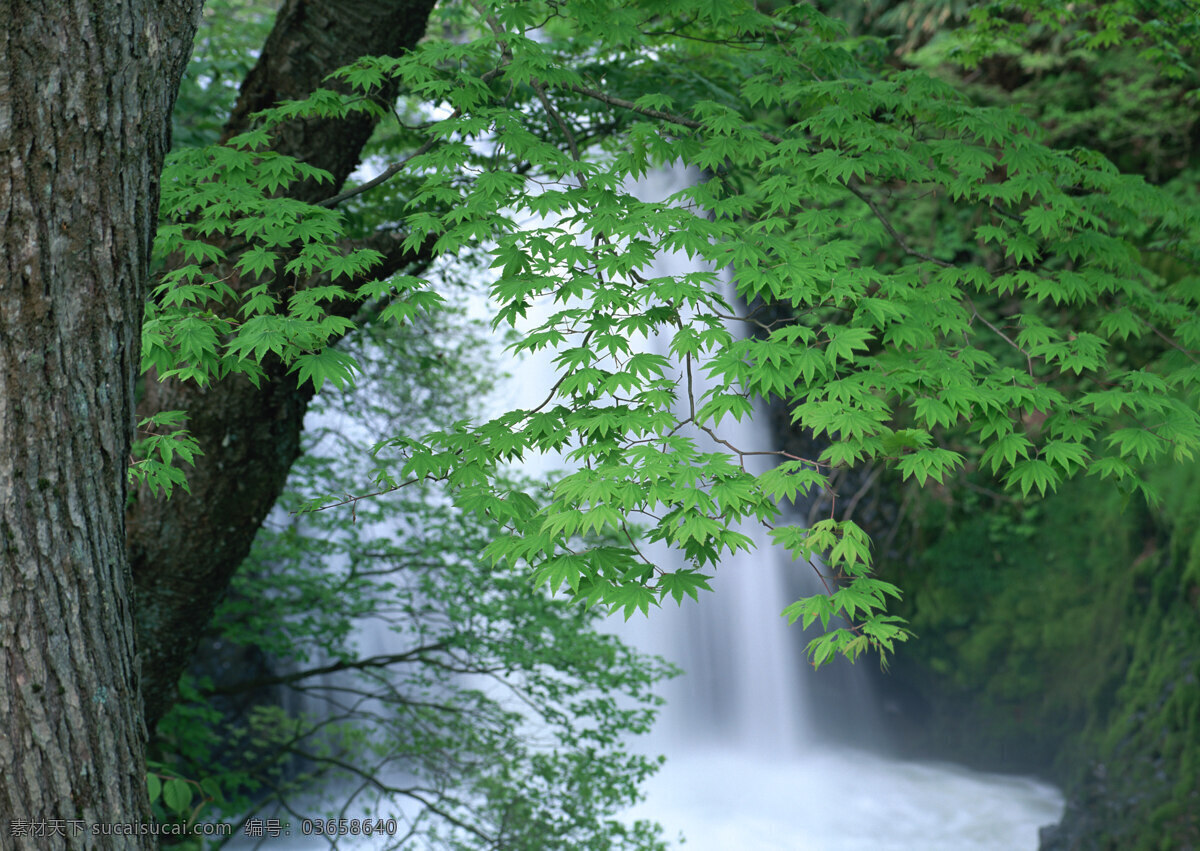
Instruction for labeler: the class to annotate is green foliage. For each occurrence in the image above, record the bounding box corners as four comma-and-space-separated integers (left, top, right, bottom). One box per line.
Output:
144, 754, 228, 851
129, 410, 202, 497
899, 1, 1199, 181
149, 0, 1200, 668
154, 306, 674, 849
146, 135, 394, 391
792, 2, 1200, 842
351, 0, 1199, 663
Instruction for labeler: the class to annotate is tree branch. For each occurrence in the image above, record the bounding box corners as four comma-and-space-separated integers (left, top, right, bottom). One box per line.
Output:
201, 643, 451, 697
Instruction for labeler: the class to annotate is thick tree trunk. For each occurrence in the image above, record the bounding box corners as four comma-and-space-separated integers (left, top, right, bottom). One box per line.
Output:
0, 0, 201, 845
129, 0, 438, 729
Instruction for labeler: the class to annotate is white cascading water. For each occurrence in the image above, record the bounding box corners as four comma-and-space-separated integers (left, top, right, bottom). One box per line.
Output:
504, 165, 1065, 849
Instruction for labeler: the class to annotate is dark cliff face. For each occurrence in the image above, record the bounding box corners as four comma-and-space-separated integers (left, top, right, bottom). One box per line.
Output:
823, 444, 1200, 850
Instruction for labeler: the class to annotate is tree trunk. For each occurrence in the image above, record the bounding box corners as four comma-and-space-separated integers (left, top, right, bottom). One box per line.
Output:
129, 0, 438, 730
0, 0, 201, 845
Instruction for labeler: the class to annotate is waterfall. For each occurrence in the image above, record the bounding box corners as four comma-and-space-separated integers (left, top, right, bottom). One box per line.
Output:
460, 163, 1065, 849
583, 165, 812, 757
226, 164, 1065, 849
579, 165, 1064, 849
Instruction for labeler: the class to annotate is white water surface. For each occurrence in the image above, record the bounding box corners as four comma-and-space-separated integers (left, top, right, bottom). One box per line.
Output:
599, 535, 1063, 851
625, 747, 1063, 851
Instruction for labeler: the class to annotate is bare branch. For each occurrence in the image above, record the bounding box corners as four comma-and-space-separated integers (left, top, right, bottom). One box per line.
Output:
317, 130, 450, 209
203, 643, 450, 695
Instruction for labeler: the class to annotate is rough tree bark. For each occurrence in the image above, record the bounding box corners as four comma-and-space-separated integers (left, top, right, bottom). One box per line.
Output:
0, 1, 202, 845
129, 0, 439, 729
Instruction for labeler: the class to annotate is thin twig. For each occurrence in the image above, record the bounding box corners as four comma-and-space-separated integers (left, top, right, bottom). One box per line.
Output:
845, 180, 951, 268
299, 476, 429, 513
963, 293, 1035, 376
317, 131, 450, 208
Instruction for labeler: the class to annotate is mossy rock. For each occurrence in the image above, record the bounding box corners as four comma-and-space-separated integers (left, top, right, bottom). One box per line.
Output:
869, 462, 1200, 849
